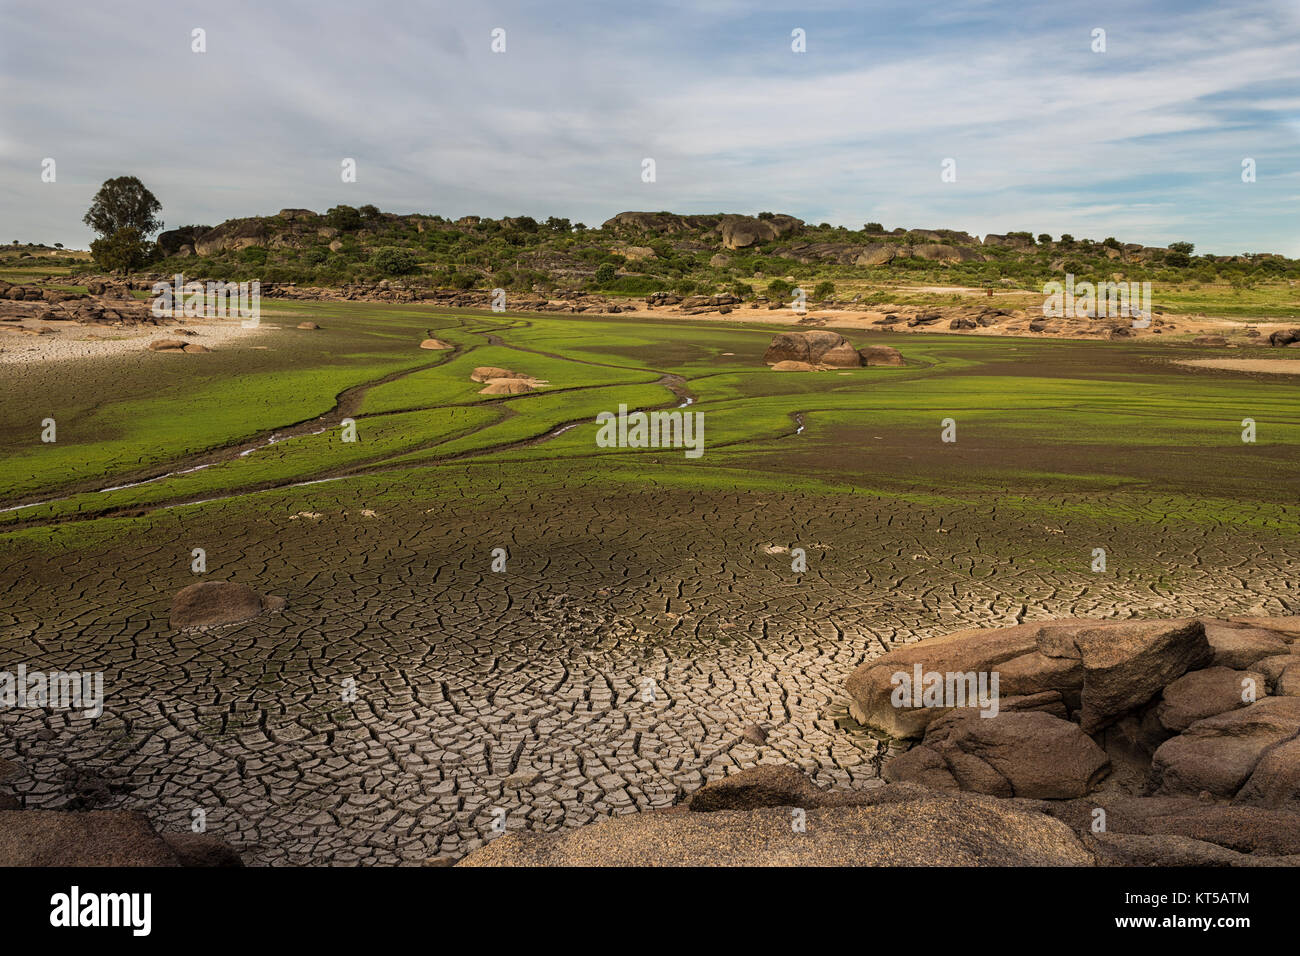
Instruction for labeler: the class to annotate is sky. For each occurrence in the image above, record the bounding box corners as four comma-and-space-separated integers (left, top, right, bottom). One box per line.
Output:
2, 0, 1298, 255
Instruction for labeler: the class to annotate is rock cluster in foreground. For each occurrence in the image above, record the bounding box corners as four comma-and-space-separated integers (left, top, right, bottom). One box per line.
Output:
461, 615, 1300, 866
847, 615, 1299, 809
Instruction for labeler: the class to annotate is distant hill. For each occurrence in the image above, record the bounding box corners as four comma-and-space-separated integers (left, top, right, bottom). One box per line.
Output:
140, 206, 1297, 297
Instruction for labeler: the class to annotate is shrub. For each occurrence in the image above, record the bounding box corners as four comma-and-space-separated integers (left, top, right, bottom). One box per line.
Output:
603, 275, 662, 296
326, 205, 363, 231
371, 247, 418, 276
594, 262, 617, 283
812, 280, 835, 300
89, 227, 154, 275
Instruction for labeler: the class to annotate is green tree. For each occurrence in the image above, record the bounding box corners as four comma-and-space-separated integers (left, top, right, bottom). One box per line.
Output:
83, 176, 163, 239
766, 277, 792, 299
89, 227, 154, 277
595, 262, 616, 283
1037, 234, 1052, 244
1168, 241, 1195, 255
813, 280, 836, 300
371, 247, 418, 276
326, 205, 362, 231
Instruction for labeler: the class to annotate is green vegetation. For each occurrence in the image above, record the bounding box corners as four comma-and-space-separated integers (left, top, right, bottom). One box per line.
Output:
2, 305, 1297, 536
42, 205, 1282, 317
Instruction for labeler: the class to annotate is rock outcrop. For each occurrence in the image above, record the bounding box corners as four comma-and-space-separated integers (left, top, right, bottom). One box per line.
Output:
458, 783, 1093, 867
762, 330, 902, 369
170, 581, 285, 630
847, 614, 1296, 812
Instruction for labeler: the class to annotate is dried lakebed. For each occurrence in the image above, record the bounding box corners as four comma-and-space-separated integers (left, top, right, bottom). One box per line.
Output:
1, 484, 1295, 865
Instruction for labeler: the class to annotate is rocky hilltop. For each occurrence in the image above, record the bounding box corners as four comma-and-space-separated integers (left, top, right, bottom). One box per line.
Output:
129, 206, 1294, 301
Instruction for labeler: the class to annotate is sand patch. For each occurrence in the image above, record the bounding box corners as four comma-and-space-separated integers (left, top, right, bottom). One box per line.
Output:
479, 379, 535, 395
1174, 358, 1300, 375
0, 318, 266, 366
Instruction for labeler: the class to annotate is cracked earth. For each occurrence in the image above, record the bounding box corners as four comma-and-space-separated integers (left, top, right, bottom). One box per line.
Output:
1, 479, 1295, 864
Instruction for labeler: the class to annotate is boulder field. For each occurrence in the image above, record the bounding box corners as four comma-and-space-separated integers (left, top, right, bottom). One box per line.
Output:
460, 614, 1300, 866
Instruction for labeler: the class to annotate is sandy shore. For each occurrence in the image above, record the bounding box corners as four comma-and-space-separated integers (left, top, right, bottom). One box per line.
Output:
0, 318, 270, 366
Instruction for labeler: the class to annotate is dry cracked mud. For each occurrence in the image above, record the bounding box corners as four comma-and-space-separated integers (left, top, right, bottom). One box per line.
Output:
1, 479, 1294, 864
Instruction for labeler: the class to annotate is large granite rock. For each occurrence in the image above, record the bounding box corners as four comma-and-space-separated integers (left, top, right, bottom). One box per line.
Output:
763, 330, 853, 365
1035, 618, 1213, 731
1202, 620, 1289, 668
458, 785, 1093, 867
884, 711, 1109, 798
1151, 696, 1300, 798
1155, 666, 1265, 732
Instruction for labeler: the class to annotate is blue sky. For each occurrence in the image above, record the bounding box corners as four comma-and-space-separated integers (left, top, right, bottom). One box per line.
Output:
2, 0, 1298, 254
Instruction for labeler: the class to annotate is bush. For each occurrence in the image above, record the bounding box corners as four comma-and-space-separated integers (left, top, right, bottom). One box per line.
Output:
325, 205, 362, 231
594, 262, 617, 284
812, 280, 835, 300
371, 247, 418, 276
603, 275, 662, 296
88, 227, 154, 275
